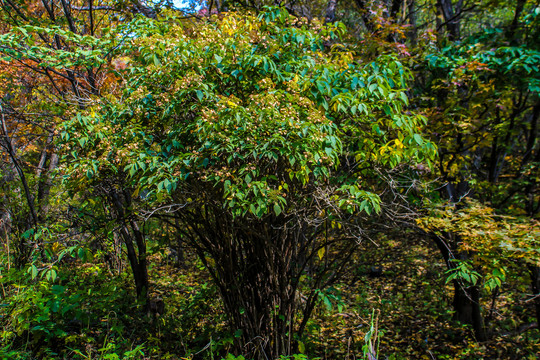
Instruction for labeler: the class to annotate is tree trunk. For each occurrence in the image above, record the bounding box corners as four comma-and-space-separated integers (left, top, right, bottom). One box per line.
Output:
210, 230, 297, 359
453, 280, 487, 340
121, 223, 149, 305
37, 139, 59, 222
111, 190, 149, 307
173, 218, 185, 268
216, 252, 296, 359
325, 0, 338, 23
354, 0, 375, 31
508, 0, 526, 41
437, 0, 462, 40
432, 230, 486, 341
528, 264, 540, 326
182, 207, 303, 360
1, 105, 38, 229
407, 0, 417, 44
390, 0, 402, 20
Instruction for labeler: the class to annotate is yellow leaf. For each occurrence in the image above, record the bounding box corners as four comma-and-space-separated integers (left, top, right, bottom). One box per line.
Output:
298, 340, 305, 354
318, 247, 325, 260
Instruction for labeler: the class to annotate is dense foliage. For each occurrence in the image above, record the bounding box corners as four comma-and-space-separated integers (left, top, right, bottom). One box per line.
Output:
0, 0, 538, 359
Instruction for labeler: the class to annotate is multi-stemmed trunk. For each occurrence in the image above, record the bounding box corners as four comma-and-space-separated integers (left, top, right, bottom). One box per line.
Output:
171, 197, 352, 360
190, 217, 302, 359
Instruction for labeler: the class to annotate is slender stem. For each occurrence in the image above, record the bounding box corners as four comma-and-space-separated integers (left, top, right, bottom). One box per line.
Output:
0, 104, 38, 227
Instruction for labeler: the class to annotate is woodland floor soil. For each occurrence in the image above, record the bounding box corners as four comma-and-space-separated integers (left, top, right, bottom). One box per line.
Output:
2, 234, 538, 359
139, 233, 540, 359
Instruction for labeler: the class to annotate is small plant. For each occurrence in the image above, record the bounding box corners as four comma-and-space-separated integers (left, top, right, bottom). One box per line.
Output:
69, 337, 146, 360
362, 310, 381, 360
445, 259, 481, 286
279, 354, 309, 360
222, 354, 246, 360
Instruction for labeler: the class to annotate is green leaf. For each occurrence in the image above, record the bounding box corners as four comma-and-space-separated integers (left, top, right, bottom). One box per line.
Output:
78, 248, 86, 261
29, 265, 38, 279
153, 54, 161, 66
50, 269, 57, 282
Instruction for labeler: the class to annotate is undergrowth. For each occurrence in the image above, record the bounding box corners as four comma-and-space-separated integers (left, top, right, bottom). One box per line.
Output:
1, 234, 538, 359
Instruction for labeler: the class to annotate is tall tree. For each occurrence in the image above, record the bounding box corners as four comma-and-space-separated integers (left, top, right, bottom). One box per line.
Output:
61, 8, 435, 358
416, 0, 540, 338
0, 0, 159, 303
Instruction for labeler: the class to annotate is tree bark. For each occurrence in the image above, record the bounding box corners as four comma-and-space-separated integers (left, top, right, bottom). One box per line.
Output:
36, 133, 59, 221
120, 222, 149, 304
325, 0, 338, 23
432, 181, 487, 341
432, 233, 486, 340
0, 105, 38, 228
528, 264, 540, 327
176, 201, 348, 360
508, 0, 526, 41
111, 190, 150, 307
390, 0, 402, 20
407, 0, 417, 44
453, 279, 487, 340
437, 0, 462, 40
354, 0, 375, 31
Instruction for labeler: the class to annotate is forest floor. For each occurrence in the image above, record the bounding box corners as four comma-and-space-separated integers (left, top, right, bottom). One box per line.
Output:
1, 232, 539, 359
306, 233, 539, 359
